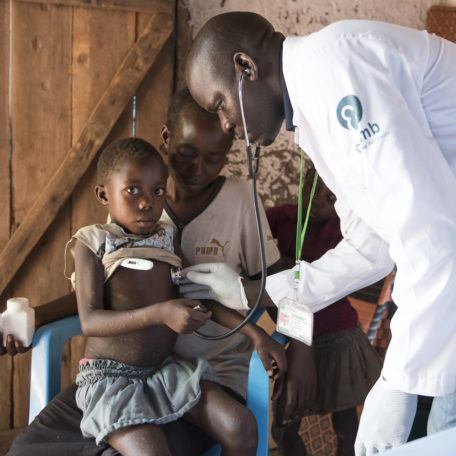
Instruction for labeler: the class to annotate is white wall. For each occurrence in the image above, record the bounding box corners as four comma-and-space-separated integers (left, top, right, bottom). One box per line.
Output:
183, 0, 445, 206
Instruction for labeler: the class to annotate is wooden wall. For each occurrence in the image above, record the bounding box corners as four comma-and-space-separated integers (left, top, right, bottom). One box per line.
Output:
0, 0, 175, 431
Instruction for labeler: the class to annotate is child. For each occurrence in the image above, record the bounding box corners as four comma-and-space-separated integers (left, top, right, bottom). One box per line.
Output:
72, 137, 284, 456
266, 166, 382, 456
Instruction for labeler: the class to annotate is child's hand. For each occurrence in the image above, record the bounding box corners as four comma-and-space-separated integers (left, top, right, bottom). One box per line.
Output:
0, 333, 31, 356
272, 340, 317, 424
160, 299, 212, 334
251, 328, 287, 381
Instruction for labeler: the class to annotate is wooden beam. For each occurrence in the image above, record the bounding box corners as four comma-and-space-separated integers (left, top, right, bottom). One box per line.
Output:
14, 0, 172, 14
0, 11, 173, 296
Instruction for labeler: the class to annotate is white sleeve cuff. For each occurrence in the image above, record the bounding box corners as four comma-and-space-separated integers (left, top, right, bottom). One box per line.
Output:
265, 268, 296, 307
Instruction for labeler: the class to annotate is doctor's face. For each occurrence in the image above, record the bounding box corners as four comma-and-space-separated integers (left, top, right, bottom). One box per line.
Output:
187, 65, 283, 147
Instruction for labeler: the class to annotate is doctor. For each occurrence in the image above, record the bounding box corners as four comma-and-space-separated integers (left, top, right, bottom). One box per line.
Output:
181, 12, 456, 455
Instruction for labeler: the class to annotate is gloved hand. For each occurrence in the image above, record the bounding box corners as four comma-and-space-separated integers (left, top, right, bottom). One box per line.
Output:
355, 377, 417, 456
179, 263, 249, 310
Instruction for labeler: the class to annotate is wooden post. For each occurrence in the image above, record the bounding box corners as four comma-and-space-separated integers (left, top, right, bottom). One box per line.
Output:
0, 11, 173, 296
0, 0, 13, 432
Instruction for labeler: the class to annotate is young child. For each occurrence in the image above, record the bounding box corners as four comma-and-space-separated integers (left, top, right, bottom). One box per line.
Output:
72, 137, 283, 456
266, 166, 382, 456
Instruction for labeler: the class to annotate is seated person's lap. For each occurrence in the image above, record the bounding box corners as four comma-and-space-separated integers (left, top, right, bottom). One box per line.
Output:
8, 382, 245, 456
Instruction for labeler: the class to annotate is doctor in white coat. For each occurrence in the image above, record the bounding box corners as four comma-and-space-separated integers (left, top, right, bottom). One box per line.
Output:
183, 12, 456, 455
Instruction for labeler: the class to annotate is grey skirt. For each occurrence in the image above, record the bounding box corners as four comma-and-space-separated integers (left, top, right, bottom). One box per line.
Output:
307, 325, 382, 415
75, 356, 211, 445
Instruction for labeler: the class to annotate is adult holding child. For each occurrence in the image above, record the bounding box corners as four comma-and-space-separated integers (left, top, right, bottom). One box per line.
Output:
7, 89, 283, 456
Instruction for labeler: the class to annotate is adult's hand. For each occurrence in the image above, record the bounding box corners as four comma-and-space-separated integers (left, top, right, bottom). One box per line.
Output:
355, 377, 417, 456
180, 263, 249, 310
0, 333, 31, 356
273, 339, 317, 424
250, 327, 287, 381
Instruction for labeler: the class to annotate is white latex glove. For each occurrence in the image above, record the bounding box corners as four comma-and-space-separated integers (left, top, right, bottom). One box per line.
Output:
355, 377, 417, 456
180, 263, 249, 310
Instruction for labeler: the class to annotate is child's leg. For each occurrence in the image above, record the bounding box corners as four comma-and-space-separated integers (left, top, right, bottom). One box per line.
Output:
107, 423, 171, 456
184, 380, 258, 456
332, 408, 358, 456
271, 418, 307, 456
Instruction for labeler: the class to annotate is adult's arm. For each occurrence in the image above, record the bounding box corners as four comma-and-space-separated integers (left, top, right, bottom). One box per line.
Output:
0, 292, 78, 356
34, 292, 78, 328
265, 202, 393, 312
202, 299, 287, 377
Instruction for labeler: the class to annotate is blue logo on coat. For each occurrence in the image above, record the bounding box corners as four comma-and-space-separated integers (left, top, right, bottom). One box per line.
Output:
336, 95, 363, 130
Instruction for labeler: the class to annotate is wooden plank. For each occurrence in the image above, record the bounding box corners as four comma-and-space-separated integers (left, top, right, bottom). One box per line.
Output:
9, 1, 73, 428
135, 11, 175, 147
0, 0, 11, 251
7, 3, 71, 427
0, 0, 13, 432
69, 6, 136, 382
174, 0, 192, 92
14, 0, 172, 14
0, 11, 173, 297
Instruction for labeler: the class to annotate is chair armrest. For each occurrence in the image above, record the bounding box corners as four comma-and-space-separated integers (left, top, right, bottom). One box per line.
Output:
271, 331, 288, 345
248, 307, 265, 325
29, 316, 82, 423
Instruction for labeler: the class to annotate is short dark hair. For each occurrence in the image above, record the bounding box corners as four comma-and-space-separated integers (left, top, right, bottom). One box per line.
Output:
97, 137, 166, 184
166, 87, 216, 130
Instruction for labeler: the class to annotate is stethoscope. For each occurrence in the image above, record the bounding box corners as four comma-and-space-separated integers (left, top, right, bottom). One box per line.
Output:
193, 68, 267, 340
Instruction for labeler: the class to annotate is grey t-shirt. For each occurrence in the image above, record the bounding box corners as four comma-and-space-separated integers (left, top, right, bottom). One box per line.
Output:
161, 177, 280, 398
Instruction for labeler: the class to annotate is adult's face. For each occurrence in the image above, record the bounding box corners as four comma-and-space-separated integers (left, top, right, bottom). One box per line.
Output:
187, 62, 283, 147
164, 105, 232, 197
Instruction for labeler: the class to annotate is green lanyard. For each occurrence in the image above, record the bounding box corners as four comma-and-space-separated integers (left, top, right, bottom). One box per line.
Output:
294, 148, 319, 283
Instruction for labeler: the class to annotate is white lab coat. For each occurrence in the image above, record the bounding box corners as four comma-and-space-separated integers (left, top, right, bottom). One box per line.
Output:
266, 20, 456, 396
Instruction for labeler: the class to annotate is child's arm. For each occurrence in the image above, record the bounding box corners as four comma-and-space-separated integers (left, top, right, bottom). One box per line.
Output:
203, 300, 287, 379
75, 240, 210, 336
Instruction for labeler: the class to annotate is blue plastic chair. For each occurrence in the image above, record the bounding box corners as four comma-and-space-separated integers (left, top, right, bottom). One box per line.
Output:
29, 311, 286, 456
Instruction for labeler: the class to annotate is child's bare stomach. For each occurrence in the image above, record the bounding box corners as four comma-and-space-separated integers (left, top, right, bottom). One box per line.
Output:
84, 260, 178, 367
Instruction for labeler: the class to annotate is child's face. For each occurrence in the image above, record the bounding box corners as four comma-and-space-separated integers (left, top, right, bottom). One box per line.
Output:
162, 105, 233, 196
97, 158, 168, 235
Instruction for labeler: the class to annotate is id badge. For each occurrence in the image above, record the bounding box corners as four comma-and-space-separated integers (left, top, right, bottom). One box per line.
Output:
277, 297, 313, 346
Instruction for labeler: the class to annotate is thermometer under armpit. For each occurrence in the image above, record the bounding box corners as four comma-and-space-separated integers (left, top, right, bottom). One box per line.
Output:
120, 258, 154, 271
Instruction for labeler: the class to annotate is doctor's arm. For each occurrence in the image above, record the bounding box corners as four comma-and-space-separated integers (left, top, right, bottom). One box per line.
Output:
264, 201, 394, 312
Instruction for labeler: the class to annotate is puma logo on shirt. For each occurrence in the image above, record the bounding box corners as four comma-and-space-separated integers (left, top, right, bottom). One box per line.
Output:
195, 238, 230, 256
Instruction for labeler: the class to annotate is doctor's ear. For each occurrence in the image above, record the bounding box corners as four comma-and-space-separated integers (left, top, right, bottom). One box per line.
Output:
160, 125, 170, 152
95, 185, 109, 206
233, 52, 258, 81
